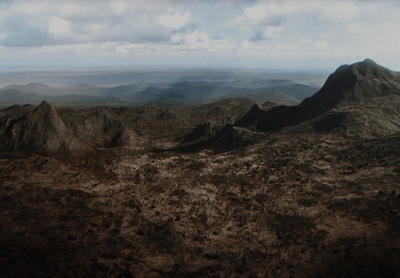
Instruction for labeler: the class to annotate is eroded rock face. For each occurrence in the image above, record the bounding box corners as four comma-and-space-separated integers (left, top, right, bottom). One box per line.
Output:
181, 119, 233, 144
234, 102, 277, 128
0, 102, 135, 153
81, 108, 130, 147
0, 101, 83, 152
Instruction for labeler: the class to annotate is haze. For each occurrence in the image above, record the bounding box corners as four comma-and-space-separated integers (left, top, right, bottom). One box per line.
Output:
0, 0, 399, 71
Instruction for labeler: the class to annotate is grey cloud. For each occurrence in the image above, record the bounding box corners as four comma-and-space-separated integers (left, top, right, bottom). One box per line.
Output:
0, 0, 195, 48
0, 0, 397, 71
259, 17, 284, 27
1, 29, 52, 47
0, 15, 53, 47
0, 13, 192, 47
249, 30, 268, 42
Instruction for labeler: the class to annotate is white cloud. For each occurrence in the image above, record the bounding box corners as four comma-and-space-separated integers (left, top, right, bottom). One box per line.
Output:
184, 31, 210, 50
244, 5, 266, 20
314, 41, 329, 52
48, 17, 70, 36
109, 0, 130, 15
251, 25, 283, 41
159, 12, 191, 29
0, 0, 399, 70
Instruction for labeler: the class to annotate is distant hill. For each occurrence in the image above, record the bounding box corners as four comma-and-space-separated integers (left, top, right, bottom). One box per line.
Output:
123, 82, 305, 105
0, 89, 124, 105
0, 89, 47, 104
0, 79, 318, 106
236, 59, 400, 138
3, 83, 109, 96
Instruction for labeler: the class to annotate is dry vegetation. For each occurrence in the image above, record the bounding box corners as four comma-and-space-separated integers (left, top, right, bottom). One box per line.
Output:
0, 100, 399, 277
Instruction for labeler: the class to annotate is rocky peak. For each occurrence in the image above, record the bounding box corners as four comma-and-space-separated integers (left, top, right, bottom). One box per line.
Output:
250, 59, 400, 135
352, 59, 394, 79
33, 101, 56, 117
0, 101, 83, 152
300, 59, 400, 114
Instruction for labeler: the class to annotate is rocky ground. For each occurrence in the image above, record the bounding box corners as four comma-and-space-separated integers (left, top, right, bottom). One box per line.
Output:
0, 121, 399, 277
1, 59, 399, 277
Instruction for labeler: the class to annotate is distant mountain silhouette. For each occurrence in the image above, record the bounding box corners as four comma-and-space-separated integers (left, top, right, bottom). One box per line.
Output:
0, 79, 318, 105
236, 59, 400, 137
0, 89, 47, 104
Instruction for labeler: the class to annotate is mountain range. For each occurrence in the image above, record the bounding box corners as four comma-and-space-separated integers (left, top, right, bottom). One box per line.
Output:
183, 59, 400, 146
0, 79, 319, 106
1, 58, 400, 153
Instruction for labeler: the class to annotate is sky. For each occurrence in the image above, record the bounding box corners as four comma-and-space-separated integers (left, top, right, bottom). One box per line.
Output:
0, 0, 400, 71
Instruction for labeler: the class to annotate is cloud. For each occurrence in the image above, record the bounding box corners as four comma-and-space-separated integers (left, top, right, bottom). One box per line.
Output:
244, 5, 266, 20
48, 17, 70, 36
159, 12, 191, 29
1, 30, 51, 47
0, 14, 54, 47
250, 25, 283, 41
0, 0, 399, 70
0, 1, 193, 47
183, 30, 210, 50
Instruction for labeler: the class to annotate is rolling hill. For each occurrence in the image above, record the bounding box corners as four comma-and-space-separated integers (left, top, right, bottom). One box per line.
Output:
0, 79, 318, 106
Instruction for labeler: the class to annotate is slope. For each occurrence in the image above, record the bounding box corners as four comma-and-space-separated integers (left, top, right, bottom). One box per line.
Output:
0, 101, 83, 152
236, 59, 400, 137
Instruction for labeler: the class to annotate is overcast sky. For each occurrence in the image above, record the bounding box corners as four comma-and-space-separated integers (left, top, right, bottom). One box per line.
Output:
0, 0, 399, 71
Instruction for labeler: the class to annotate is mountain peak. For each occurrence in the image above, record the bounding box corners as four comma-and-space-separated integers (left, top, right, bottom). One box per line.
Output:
361, 58, 377, 65
37, 100, 52, 108
349, 58, 396, 80
249, 59, 400, 135
34, 101, 56, 117
334, 59, 387, 78
300, 59, 400, 111
0, 101, 83, 152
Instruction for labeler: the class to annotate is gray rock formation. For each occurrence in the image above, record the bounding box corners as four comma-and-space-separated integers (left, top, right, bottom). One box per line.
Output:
81, 108, 130, 147
0, 101, 83, 152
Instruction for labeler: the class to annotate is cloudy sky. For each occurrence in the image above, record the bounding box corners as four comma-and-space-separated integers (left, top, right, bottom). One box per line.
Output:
0, 0, 399, 71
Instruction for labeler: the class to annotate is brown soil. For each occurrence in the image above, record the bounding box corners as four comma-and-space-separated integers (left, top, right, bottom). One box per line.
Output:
1, 113, 399, 277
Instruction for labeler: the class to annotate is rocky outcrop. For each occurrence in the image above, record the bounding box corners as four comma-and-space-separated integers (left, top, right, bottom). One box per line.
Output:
234, 101, 277, 128
180, 119, 233, 144
0, 101, 83, 152
80, 108, 130, 147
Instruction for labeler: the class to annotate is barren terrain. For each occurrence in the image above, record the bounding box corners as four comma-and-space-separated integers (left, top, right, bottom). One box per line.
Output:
0, 60, 400, 277
1, 106, 399, 277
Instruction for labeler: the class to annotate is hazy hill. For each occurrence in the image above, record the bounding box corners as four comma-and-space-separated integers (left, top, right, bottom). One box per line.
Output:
0, 79, 318, 106
3, 83, 107, 96
125, 82, 304, 105
0, 89, 47, 104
